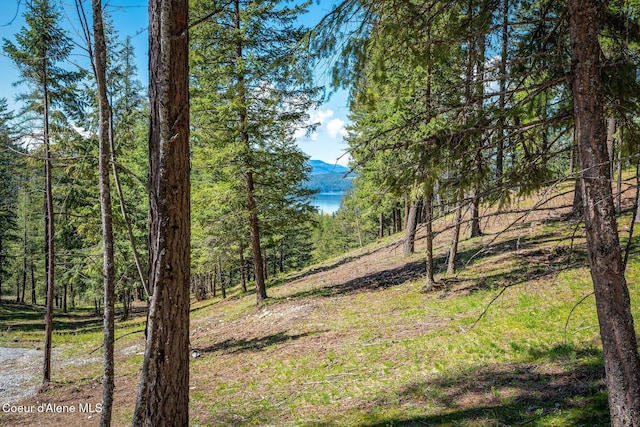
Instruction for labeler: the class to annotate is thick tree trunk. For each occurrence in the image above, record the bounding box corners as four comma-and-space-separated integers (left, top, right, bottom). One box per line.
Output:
132, 0, 190, 425
569, 2, 640, 425
403, 200, 420, 257
92, 1, 116, 424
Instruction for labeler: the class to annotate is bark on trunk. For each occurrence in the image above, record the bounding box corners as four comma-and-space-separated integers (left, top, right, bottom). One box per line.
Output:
447, 200, 463, 275
132, 0, 190, 424
569, 3, 640, 425
403, 200, 420, 257
42, 49, 55, 385
92, 2, 117, 423
245, 144, 266, 303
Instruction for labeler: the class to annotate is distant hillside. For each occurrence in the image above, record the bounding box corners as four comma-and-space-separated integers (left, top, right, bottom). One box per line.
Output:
308, 159, 350, 176
306, 159, 353, 193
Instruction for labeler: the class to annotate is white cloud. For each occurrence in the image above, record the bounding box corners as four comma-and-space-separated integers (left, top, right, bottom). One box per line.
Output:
326, 118, 347, 139
309, 109, 335, 126
294, 107, 351, 163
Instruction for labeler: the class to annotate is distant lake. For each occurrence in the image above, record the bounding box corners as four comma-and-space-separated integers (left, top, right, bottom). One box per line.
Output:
312, 192, 344, 214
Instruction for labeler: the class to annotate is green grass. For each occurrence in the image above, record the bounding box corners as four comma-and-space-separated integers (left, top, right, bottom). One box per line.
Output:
5, 201, 640, 426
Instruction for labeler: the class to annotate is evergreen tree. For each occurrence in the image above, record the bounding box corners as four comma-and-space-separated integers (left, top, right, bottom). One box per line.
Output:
190, 0, 319, 303
0, 99, 20, 300
3, 0, 83, 384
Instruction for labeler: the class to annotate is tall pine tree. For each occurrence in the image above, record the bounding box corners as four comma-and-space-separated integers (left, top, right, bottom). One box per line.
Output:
3, 0, 82, 384
190, 0, 319, 303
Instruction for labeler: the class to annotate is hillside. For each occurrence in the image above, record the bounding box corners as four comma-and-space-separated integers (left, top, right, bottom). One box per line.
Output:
306, 159, 353, 193
2, 183, 639, 426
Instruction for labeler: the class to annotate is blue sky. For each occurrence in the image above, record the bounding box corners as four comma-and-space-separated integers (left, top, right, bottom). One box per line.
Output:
0, 0, 351, 166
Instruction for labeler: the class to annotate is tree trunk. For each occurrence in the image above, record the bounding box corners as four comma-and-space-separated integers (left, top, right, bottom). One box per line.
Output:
213, 267, 218, 298
392, 206, 398, 233
616, 128, 623, 216
424, 186, 435, 290
239, 242, 247, 292
378, 212, 384, 239
22, 209, 27, 303
92, 1, 116, 423
218, 259, 226, 299
354, 203, 363, 246
403, 200, 420, 257
42, 47, 55, 386
31, 261, 36, 305
132, 0, 190, 425
447, 198, 463, 275
469, 191, 482, 238
569, 2, 640, 425
496, 0, 508, 184
394, 204, 402, 233
607, 117, 616, 180
263, 247, 268, 281
232, 0, 266, 304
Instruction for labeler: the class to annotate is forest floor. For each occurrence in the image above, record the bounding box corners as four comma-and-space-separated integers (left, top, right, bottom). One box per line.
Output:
1, 181, 639, 426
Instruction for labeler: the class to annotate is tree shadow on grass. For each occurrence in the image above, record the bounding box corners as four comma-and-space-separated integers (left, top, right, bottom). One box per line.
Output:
283, 223, 589, 301
286, 260, 427, 299
0, 303, 104, 334
283, 251, 381, 285
357, 345, 608, 427
198, 330, 317, 356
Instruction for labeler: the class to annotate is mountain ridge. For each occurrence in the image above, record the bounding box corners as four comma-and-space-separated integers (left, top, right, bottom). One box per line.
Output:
306, 159, 353, 193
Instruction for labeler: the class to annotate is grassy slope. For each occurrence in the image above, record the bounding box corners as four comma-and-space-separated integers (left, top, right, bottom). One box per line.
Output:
2, 185, 640, 426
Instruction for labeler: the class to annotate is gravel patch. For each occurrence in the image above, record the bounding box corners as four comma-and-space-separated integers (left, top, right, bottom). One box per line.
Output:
0, 347, 42, 404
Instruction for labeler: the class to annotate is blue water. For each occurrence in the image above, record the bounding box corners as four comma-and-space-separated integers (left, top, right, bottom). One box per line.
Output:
312, 193, 344, 214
